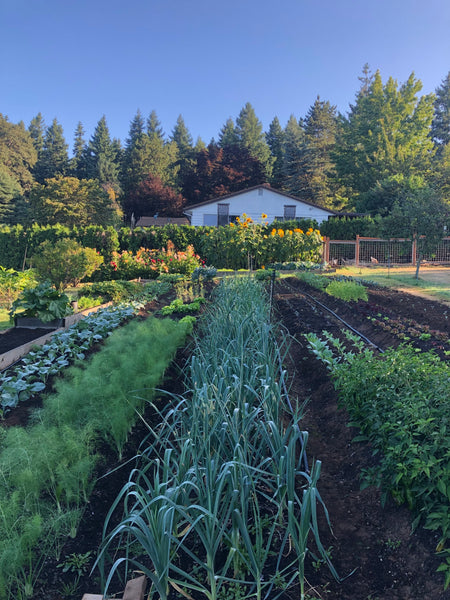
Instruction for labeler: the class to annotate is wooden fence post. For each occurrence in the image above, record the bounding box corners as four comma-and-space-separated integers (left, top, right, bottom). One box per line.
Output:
355, 235, 360, 267
412, 235, 417, 266
323, 236, 330, 264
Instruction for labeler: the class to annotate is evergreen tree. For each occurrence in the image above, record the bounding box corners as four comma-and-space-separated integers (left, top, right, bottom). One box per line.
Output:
85, 116, 120, 187
235, 102, 273, 179
282, 115, 307, 197
431, 71, 450, 151
170, 114, 193, 154
0, 114, 37, 190
302, 97, 339, 207
335, 70, 435, 212
71, 121, 88, 178
28, 113, 46, 155
218, 118, 239, 147
147, 110, 165, 141
121, 110, 150, 194
33, 118, 69, 183
0, 164, 22, 223
266, 116, 285, 189
170, 114, 195, 194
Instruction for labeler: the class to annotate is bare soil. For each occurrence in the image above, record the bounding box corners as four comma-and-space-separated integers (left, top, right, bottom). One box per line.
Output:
1, 279, 449, 599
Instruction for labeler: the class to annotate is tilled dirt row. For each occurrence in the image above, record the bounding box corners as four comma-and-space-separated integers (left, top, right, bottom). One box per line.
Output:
274, 278, 449, 600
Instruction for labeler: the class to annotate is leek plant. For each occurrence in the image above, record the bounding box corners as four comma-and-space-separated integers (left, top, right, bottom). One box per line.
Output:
98, 277, 338, 600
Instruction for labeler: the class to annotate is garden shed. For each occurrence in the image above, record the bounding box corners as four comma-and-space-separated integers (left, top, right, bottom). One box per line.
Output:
183, 184, 337, 226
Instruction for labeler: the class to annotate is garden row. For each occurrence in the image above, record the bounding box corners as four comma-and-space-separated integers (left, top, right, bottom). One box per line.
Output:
0, 284, 192, 599
97, 277, 338, 600
306, 329, 450, 588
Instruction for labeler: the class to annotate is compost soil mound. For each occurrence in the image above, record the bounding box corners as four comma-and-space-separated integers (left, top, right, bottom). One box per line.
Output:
2, 280, 450, 599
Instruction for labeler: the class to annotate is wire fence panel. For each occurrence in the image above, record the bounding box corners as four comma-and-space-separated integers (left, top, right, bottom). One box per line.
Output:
422, 238, 450, 263
323, 237, 450, 266
359, 238, 412, 265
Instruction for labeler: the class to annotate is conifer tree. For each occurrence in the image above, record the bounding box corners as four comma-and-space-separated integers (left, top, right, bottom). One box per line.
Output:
0, 114, 37, 190
431, 71, 450, 151
85, 116, 120, 187
71, 121, 87, 178
218, 118, 239, 147
235, 102, 273, 179
33, 118, 69, 183
266, 116, 285, 189
282, 115, 307, 197
28, 113, 46, 156
147, 110, 165, 141
335, 70, 435, 212
302, 97, 339, 207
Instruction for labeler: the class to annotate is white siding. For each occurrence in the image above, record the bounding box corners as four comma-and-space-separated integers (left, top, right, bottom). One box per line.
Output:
185, 187, 334, 226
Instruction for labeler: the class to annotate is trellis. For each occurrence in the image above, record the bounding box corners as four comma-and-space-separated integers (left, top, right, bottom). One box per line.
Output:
323, 236, 450, 266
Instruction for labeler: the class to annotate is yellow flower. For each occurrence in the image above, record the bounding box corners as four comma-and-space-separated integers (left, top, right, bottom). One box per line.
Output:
236, 216, 241, 222
229, 222, 235, 227
261, 265, 265, 269
242, 222, 249, 228
306, 231, 311, 236
242, 213, 247, 218
261, 213, 268, 219
288, 230, 293, 235
271, 229, 276, 236
294, 228, 303, 234
278, 229, 285, 237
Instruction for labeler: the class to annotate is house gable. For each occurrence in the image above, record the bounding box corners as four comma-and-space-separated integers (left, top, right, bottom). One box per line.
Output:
183, 185, 336, 226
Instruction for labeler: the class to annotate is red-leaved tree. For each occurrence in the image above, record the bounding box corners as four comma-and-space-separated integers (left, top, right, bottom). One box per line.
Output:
123, 174, 186, 220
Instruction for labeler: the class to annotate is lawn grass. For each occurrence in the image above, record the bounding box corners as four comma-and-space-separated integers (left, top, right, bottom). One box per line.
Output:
0, 308, 12, 330
337, 266, 450, 303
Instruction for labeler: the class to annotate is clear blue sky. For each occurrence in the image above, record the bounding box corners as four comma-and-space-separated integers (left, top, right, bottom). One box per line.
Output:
2, 0, 449, 152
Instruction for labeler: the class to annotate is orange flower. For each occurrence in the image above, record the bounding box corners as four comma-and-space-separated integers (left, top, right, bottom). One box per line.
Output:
278, 229, 285, 237
271, 229, 276, 236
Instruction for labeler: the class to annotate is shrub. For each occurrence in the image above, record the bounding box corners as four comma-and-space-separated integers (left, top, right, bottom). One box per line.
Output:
32, 238, 104, 290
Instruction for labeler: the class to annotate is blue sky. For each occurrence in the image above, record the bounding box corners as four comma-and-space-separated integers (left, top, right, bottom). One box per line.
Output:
2, 0, 449, 152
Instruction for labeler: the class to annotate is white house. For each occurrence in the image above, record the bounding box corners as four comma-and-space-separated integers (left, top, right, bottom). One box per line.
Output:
183, 185, 337, 226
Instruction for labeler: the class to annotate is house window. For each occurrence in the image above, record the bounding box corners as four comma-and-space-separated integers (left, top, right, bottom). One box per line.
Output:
217, 203, 230, 226
284, 205, 296, 220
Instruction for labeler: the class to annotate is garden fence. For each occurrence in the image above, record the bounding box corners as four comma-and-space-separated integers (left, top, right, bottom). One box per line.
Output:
323, 236, 450, 266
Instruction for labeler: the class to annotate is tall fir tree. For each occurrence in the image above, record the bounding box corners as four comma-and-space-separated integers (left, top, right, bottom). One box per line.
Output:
235, 102, 273, 179
218, 118, 239, 148
71, 121, 87, 178
147, 110, 165, 141
431, 71, 450, 152
85, 115, 120, 187
282, 115, 307, 197
170, 114, 195, 194
302, 97, 339, 207
266, 116, 285, 189
33, 118, 69, 183
28, 113, 46, 156
335, 70, 435, 212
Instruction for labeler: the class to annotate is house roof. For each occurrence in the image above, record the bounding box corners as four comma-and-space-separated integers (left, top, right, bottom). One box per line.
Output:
183, 184, 338, 214
135, 216, 190, 227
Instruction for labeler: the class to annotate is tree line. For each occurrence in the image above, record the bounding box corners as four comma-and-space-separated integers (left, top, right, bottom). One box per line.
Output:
0, 65, 449, 229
